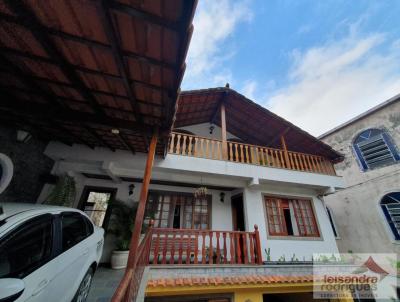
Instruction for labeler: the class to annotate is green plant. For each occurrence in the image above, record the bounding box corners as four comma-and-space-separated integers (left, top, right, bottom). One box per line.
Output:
291, 253, 299, 262
44, 175, 76, 206
278, 254, 286, 262
265, 248, 271, 261
107, 200, 138, 251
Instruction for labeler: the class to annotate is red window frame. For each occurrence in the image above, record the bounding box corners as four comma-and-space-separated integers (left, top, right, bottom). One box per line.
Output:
265, 196, 319, 237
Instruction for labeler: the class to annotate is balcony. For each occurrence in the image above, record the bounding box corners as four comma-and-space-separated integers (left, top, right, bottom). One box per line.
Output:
112, 225, 262, 302
150, 226, 262, 265
168, 132, 336, 176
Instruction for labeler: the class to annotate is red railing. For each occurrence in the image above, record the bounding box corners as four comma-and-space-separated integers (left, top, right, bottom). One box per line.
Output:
111, 226, 153, 302
112, 224, 263, 302
150, 225, 263, 265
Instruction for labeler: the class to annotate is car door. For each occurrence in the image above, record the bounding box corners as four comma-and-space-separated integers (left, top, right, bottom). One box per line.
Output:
0, 214, 59, 302
49, 212, 94, 302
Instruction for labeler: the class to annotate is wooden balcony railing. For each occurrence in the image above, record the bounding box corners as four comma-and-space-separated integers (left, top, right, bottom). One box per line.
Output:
169, 132, 336, 175
150, 225, 263, 265
111, 224, 153, 302
112, 223, 263, 302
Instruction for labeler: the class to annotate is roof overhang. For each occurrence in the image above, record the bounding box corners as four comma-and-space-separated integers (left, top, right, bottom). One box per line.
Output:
175, 87, 344, 162
0, 0, 197, 155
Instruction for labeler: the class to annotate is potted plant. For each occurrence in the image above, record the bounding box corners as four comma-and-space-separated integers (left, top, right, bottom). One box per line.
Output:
107, 200, 137, 269
44, 175, 76, 207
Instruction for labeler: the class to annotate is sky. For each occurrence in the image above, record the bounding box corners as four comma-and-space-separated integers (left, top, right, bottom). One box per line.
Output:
181, 0, 400, 137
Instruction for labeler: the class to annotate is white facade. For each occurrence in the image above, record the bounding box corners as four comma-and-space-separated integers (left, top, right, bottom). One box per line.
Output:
39, 123, 344, 263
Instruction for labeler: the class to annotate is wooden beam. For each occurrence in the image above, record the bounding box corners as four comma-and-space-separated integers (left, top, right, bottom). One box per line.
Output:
0, 67, 116, 96
126, 129, 158, 269
221, 101, 228, 160
0, 12, 176, 70
269, 127, 290, 146
0, 84, 164, 111
163, 0, 197, 128
0, 114, 73, 146
210, 91, 226, 124
280, 135, 288, 151
0, 89, 160, 135
0, 46, 172, 94
4, 1, 106, 117
280, 135, 291, 169
96, 1, 141, 123
143, 135, 150, 152
54, 124, 95, 149
118, 132, 136, 154
0, 54, 67, 111
84, 126, 116, 152
108, 1, 180, 31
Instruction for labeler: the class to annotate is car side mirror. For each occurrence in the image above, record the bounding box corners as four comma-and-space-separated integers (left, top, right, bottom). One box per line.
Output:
0, 278, 25, 302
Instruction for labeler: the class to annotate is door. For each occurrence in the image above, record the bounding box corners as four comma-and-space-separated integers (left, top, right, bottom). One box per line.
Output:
51, 212, 95, 302
79, 186, 117, 229
231, 194, 245, 231
0, 214, 59, 302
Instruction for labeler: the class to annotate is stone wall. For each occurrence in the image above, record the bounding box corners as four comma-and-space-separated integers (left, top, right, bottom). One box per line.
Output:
321, 99, 400, 254
0, 125, 54, 203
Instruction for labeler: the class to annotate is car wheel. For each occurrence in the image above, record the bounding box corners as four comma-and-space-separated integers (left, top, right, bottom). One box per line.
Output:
73, 267, 94, 302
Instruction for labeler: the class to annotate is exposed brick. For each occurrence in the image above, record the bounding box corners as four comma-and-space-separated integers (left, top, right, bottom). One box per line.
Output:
0, 125, 54, 203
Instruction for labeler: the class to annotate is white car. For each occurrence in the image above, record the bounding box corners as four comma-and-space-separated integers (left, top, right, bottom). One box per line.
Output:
0, 203, 104, 302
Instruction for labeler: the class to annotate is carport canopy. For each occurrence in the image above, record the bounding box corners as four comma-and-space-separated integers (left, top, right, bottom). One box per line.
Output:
0, 0, 197, 155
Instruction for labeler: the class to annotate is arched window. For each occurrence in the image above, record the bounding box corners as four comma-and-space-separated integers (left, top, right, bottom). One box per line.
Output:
353, 129, 399, 171
380, 192, 400, 241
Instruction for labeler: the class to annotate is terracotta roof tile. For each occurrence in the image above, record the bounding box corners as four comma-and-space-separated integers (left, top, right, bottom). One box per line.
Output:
147, 275, 317, 288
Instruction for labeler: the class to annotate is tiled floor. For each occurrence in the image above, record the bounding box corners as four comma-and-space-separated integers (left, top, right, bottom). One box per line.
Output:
87, 267, 125, 302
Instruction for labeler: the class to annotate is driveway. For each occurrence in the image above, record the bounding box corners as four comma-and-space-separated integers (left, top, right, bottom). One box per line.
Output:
88, 267, 125, 302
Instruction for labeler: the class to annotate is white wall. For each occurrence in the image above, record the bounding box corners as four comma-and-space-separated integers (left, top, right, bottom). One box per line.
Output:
44, 143, 344, 193
38, 166, 233, 263
38, 152, 340, 263
243, 184, 339, 261
177, 123, 239, 141
40, 121, 342, 263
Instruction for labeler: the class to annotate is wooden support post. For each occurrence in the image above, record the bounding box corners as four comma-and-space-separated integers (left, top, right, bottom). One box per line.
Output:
126, 129, 158, 269
221, 102, 228, 160
254, 224, 263, 265
280, 135, 291, 169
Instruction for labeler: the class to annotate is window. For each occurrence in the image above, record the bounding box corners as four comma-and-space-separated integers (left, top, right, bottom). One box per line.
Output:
265, 196, 319, 237
79, 186, 116, 228
61, 213, 91, 251
353, 129, 399, 171
144, 191, 211, 229
0, 215, 53, 278
380, 192, 400, 241
326, 206, 339, 238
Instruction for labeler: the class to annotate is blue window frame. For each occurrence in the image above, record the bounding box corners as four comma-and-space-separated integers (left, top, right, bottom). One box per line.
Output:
380, 192, 400, 241
353, 129, 399, 171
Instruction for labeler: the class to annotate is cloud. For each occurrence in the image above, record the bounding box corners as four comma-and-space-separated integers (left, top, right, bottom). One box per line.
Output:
242, 80, 258, 100
182, 0, 252, 89
266, 32, 400, 136
297, 24, 312, 35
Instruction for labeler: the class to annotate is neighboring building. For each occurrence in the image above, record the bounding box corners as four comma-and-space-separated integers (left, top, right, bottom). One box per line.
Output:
38, 87, 349, 301
319, 94, 400, 255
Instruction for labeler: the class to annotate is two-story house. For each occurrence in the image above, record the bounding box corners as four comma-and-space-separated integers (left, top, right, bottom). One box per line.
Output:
0, 0, 360, 301
39, 86, 348, 302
